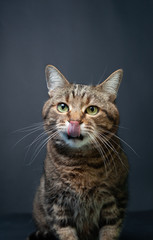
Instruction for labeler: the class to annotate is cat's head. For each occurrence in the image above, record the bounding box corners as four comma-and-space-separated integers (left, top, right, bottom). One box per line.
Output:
43, 65, 123, 149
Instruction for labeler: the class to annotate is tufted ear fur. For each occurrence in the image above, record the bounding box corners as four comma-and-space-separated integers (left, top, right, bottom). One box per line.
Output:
45, 65, 69, 96
96, 69, 123, 101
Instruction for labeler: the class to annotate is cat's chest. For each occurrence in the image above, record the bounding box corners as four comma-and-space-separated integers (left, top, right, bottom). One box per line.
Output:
52, 167, 110, 233
74, 193, 101, 223
61, 169, 106, 222
69, 189, 102, 240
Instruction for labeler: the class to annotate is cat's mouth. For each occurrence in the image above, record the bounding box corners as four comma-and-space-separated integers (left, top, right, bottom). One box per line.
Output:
60, 132, 89, 148
62, 132, 84, 141
67, 134, 84, 141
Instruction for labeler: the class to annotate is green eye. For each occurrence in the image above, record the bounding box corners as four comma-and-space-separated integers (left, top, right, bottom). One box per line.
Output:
57, 103, 69, 113
86, 106, 99, 115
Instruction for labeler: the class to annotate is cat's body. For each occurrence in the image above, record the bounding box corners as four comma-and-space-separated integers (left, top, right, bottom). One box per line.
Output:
28, 66, 129, 240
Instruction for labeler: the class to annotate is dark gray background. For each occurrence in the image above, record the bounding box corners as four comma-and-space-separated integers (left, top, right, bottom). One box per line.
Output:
1, 0, 153, 214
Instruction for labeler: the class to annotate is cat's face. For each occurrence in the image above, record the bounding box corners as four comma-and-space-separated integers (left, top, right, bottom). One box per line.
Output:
43, 66, 123, 149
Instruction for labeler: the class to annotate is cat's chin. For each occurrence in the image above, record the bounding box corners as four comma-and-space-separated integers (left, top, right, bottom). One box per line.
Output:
60, 132, 89, 148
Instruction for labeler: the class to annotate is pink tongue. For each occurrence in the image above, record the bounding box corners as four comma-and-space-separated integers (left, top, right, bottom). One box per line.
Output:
67, 121, 80, 138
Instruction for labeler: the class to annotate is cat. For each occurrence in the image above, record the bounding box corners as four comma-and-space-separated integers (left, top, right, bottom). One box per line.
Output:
28, 65, 129, 240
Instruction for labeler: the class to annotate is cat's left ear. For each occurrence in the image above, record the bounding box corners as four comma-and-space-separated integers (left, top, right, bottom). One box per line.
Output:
45, 65, 70, 96
96, 69, 123, 101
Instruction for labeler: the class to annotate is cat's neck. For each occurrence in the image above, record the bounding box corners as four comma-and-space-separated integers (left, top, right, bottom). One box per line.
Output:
44, 136, 123, 190
46, 135, 121, 163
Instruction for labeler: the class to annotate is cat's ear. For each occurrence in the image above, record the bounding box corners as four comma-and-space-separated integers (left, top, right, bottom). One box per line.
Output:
96, 69, 123, 101
45, 65, 69, 96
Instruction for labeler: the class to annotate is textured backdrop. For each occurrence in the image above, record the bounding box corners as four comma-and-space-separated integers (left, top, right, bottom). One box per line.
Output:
1, 0, 153, 214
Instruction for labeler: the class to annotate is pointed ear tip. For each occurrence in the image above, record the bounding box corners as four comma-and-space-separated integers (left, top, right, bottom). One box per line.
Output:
45, 65, 56, 71
113, 69, 123, 82
116, 68, 123, 76
114, 68, 123, 74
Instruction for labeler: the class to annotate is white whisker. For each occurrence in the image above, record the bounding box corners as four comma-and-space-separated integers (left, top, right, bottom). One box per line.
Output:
95, 133, 117, 175
87, 132, 108, 176
12, 122, 44, 133
101, 129, 139, 156
12, 127, 44, 149
26, 130, 60, 166
99, 133, 128, 172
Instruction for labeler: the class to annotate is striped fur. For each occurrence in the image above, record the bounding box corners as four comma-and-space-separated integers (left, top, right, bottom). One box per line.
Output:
28, 66, 129, 240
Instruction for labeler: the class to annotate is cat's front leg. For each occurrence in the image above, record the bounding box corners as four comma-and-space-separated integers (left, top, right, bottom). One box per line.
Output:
99, 224, 121, 240
99, 196, 127, 240
52, 225, 78, 240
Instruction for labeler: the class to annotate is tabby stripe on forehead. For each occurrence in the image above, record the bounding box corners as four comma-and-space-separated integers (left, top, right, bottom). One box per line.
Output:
65, 94, 69, 102
81, 91, 86, 98
85, 96, 91, 105
72, 90, 75, 98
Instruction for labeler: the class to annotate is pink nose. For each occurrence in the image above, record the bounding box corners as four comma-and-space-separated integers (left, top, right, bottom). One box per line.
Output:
67, 121, 80, 137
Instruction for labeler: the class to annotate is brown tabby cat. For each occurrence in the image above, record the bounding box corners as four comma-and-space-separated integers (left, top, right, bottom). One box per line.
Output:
28, 65, 129, 240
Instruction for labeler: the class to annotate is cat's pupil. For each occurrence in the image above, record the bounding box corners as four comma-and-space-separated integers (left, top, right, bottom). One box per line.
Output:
61, 104, 65, 109
90, 106, 94, 112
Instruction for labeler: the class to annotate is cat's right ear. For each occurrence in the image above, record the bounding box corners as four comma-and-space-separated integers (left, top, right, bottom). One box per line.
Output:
45, 65, 69, 96
96, 69, 123, 101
